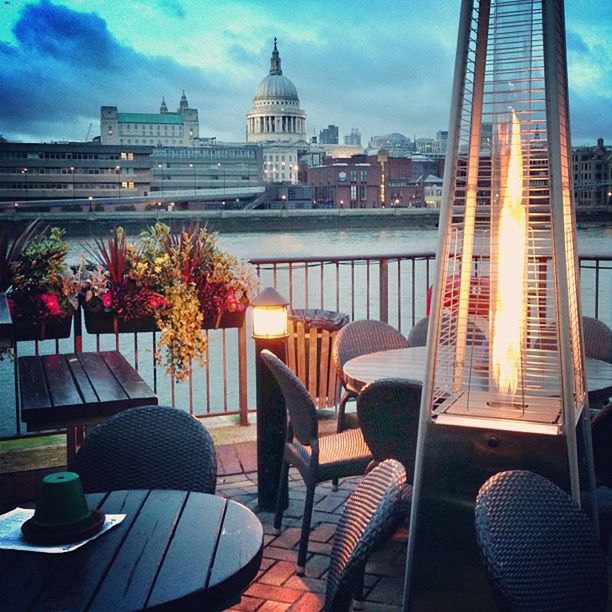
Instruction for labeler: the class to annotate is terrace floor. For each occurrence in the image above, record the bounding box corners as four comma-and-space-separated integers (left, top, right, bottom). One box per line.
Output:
2, 425, 611, 611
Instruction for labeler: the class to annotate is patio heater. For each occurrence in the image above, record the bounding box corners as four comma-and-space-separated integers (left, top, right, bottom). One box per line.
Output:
403, 0, 596, 609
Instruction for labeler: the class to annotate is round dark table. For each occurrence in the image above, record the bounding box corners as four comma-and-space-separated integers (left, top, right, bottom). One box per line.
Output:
0, 489, 263, 611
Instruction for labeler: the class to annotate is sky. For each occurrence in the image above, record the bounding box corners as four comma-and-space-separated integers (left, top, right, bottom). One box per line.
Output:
0, 0, 610, 147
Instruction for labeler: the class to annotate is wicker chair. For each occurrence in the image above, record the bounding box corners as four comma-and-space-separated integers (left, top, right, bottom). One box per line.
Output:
583, 316, 612, 363
474, 470, 608, 612
407, 315, 488, 348
357, 378, 422, 477
325, 459, 410, 612
406, 316, 429, 347
591, 404, 612, 553
260, 349, 372, 576
332, 320, 409, 432
71, 405, 217, 494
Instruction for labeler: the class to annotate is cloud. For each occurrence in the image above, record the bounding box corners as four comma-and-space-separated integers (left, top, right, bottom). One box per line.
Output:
0, 0, 241, 142
158, 0, 186, 20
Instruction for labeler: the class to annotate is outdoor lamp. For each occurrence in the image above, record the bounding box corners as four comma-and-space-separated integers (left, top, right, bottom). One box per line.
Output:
251, 286, 289, 511
251, 287, 288, 340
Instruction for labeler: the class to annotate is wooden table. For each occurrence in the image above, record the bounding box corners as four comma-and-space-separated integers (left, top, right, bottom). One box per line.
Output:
0, 489, 264, 611
343, 346, 612, 409
19, 351, 157, 459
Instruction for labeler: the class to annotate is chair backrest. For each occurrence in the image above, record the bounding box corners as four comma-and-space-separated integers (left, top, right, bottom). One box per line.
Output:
474, 470, 608, 612
591, 404, 612, 488
332, 320, 409, 385
407, 315, 488, 348
583, 316, 612, 363
72, 405, 217, 494
286, 316, 343, 409
357, 378, 422, 477
407, 317, 429, 347
260, 349, 318, 446
325, 459, 408, 612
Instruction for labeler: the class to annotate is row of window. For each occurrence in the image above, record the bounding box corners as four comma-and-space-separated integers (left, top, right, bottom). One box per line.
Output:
263, 155, 295, 163
0, 152, 134, 161
4, 182, 127, 190
120, 124, 183, 132
1, 167, 125, 175
153, 148, 257, 160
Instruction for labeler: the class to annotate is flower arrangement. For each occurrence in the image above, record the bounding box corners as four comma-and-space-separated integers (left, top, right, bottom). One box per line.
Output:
83, 222, 260, 380
2, 223, 82, 340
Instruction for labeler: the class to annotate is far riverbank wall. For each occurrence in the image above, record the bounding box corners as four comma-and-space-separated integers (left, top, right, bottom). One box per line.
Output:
1, 206, 610, 238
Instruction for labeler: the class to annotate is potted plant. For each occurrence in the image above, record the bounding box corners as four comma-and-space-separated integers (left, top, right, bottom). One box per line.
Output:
3, 223, 82, 341
82, 223, 260, 381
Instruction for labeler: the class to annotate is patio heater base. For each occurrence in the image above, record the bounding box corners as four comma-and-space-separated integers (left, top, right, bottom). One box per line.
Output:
408, 419, 579, 611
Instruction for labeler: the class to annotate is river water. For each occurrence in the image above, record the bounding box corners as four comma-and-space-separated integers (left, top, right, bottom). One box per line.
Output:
2, 223, 610, 437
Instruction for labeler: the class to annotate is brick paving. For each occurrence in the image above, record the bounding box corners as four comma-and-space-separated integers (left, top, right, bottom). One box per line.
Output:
216, 439, 612, 612
216, 440, 407, 611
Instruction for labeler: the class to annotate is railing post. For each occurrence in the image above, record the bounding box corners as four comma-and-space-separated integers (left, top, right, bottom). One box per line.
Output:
238, 320, 249, 425
379, 257, 389, 323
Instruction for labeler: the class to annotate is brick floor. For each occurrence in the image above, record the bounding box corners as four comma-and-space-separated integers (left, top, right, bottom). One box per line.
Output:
218, 440, 612, 612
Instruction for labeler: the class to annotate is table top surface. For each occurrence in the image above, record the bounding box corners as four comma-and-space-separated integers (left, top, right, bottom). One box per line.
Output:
19, 350, 158, 428
343, 346, 612, 402
0, 489, 264, 611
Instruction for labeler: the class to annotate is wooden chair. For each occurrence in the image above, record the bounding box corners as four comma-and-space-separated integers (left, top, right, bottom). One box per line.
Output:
475, 470, 608, 611
260, 349, 372, 575
286, 309, 348, 411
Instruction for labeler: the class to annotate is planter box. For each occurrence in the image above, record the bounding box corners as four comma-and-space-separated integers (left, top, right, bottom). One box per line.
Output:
84, 307, 245, 334
13, 315, 73, 342
202, 310, 246, 330
83, 307, 159, 335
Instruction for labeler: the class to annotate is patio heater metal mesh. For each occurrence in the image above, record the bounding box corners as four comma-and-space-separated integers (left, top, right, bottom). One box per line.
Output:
404, 0, 595, 609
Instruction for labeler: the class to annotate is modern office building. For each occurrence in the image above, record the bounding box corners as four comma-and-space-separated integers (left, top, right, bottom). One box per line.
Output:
100, 91, 200, 147
344, 128, 362, 146
319, 125, 339, 145
246, 39, 308, 184
0, 142, 152, 206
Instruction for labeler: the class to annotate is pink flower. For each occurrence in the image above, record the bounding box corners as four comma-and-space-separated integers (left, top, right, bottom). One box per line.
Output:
40, 293, 62, 316
148, 294, 168, 310
101, 291, 113, 309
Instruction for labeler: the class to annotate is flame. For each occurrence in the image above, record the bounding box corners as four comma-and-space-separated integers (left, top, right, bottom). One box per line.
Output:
491, 109, 527, 395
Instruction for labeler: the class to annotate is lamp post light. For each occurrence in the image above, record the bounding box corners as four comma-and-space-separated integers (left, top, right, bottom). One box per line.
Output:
157, 163, 164, 198
70, 166, 75, 203
252, 286, 290, 511
189, 163, 196, 196
21, 168, 28, 197
115, 165, 121, 201
88, 195, 93, 212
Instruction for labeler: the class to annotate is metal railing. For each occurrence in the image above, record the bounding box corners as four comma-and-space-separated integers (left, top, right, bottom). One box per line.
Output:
1, 252, 610, 440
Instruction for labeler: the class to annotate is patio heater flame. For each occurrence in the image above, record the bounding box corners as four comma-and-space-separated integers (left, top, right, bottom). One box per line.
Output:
491, 109, 527, 398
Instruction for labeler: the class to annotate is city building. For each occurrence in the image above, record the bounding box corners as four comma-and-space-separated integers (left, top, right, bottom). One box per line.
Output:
246, 39, 308, 184
0, 141, 262, 209
344, 128, 362, 147
572, 138, 612, 207
307, 153, 432, 209
367, 133, 413, 157
100, 91, 200, 147
0, 142, 152, 207
319, 125, 339, 145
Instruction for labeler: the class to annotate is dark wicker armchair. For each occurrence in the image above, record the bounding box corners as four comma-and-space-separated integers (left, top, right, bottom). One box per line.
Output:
260, 349, 372, 576
474, 470, 608, 612
583, 316, 612, 363
357, 378, 422, 477
332, 319, 409, 431
325, 459, 410, 612
71, 405, 217, 494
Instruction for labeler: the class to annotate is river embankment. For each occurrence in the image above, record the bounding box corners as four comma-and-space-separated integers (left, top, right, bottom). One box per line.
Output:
1, 206, 611, 238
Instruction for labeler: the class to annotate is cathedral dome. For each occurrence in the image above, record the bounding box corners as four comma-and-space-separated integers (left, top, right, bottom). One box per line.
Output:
253, 38, 299, 102
254, 74, 298, 101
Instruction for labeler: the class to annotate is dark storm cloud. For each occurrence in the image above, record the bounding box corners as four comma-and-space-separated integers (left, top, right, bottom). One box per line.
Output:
0, 0, 230, 141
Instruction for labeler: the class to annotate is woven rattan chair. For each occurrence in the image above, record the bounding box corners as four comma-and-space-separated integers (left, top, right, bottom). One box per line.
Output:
406, 316, 429, 347
583, 316, 612, 363
407, 315, 488, 348
325, 459, 410, 612
332, 319, 409, 432
474, 470, 608, 612
71, 405, 217, 494
260, 349, 372, 575
357, 378, 422, 477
